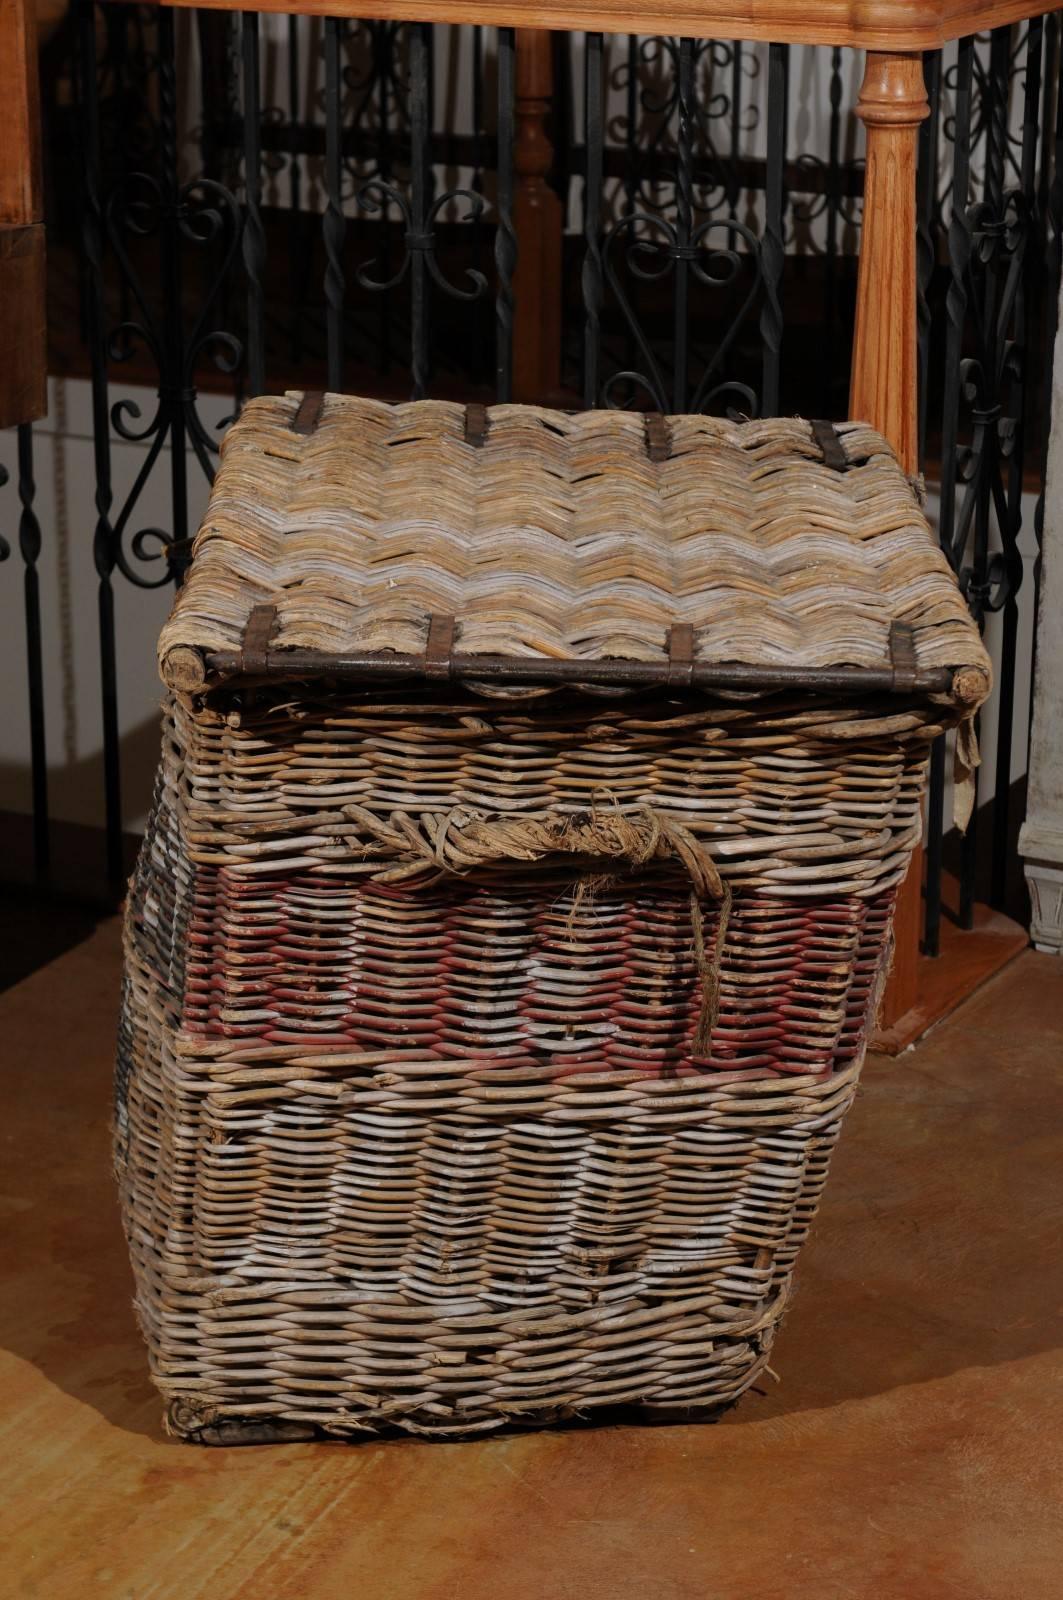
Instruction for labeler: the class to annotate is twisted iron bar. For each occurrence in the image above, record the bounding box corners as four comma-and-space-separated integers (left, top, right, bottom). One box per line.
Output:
758, 43, 788, 416
673, 38, 695, 408
323, 17, 348, 392
917, 49, 944, 461
0, 459, 8, 563
495, 29, 516, 403
242, 12, 266, 398
17, 425, 49, 877
583, 33, 605, 407
78, 0, 123, 886
1033, 14, 1063, 607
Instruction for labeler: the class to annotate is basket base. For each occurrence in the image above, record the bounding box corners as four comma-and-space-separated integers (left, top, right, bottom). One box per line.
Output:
174, 1398, 741, 1447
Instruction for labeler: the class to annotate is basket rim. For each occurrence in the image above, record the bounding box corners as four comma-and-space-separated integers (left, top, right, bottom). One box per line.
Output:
178, 638, 970, 701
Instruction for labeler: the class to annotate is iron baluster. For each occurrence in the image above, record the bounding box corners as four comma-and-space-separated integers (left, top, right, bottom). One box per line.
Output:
673, 37, 695, 410
917, 49, 943, 465
13, 427, 50, 881
409, 21, 431, 399
820, 46, 845, 414
728, 40, 743, 220
79, 0, 123, 889
624, 35, 638, 217
471, 25, 489, 378
619, 34, 641, 379
242, 12, 266, 398
496, 28, 516, 403
286, 15, 304, 366
944, 38, 978, 928
582, 32, 604, 409
598, 34, 765, 415
987, 18, 1043, 910
760, 42, 788, 417
324, 17, 347, 392
355, 21, 486, 401
372, 21, 398, 376
217, 14, 243, 387
159, 11, 191, 568
1032, 15, 1063, 636
939, 38, 974, 584
95, 9, 242, 566
919, 48, 945, 956
960, 27, 1012, 925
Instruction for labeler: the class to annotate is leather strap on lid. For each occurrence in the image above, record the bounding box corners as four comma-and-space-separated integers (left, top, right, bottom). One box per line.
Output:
425, 613, 457, 680
666, 623, 696, 688
810, 418, 849, 472
464, 403, 489, 448
240, 603, 278, 676
888, 620, 919, 693
644, 413, 672, 463
291, 391, 325, 436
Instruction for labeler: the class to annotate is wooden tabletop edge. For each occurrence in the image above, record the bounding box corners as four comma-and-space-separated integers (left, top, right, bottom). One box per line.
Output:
137, 0, 1060, 49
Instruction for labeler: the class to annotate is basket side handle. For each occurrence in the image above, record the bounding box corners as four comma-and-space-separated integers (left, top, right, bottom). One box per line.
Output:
341, 800, 730, 1056
340, 801, 723, 897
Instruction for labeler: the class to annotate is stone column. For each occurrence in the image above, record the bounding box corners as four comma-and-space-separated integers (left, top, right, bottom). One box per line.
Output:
1019, 281, 1063, 953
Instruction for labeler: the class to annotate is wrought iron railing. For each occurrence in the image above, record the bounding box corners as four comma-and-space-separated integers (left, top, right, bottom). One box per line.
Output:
2, 4, 1061, 967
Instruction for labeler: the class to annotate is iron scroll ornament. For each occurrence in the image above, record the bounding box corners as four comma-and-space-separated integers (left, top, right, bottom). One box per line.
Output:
598, 211, 765, 415
356, 182, 490, 304
101, 172, 244, 588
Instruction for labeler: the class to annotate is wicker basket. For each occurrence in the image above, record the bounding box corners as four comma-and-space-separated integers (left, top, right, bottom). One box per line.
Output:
118, 395, 989, 1442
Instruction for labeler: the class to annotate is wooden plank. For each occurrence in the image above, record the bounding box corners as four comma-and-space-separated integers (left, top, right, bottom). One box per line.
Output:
144, 0, 1058, 49
0, 0, 46, 427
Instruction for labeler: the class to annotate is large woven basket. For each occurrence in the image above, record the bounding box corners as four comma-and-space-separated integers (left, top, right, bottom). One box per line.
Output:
118, 395, 989, 1442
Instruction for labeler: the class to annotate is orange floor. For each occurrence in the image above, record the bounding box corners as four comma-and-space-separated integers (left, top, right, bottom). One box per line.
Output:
3, 919, 1061, 1599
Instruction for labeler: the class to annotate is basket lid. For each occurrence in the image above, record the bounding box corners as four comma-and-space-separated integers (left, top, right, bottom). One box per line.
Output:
159, 393, 990, 709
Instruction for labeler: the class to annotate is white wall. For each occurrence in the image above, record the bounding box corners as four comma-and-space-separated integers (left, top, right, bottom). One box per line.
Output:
0, 378, 218, 833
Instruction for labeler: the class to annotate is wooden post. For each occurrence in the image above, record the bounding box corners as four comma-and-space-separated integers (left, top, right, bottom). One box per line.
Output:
512, 28, 562, 405
0, 0, 47, 428
850, 52, 929, 1032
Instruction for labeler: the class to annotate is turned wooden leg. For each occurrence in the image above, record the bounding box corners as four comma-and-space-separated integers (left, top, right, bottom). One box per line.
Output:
0, 0, 47, 429
850, 52, 928, 471
512, 29, 563, 404
850, 52, 930, 1031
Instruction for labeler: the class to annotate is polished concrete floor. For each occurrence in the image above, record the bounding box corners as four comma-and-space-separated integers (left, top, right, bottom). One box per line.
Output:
3, 918, 1062, 1600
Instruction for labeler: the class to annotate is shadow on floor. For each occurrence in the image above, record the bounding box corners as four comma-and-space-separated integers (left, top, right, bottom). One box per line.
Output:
0, 887, 106, 995
3, 927, 1062, 1448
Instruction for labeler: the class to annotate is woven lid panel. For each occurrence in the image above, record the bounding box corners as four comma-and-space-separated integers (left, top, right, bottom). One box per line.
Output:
159, 394, 989, 691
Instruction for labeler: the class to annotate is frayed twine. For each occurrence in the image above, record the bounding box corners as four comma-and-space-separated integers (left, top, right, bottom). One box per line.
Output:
564, 872, 618, 937
561, 873, 730, 1058
690, 882, 732, 1057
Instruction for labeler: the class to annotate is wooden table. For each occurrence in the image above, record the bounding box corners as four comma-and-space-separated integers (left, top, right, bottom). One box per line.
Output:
2, 0, 1049, 1027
